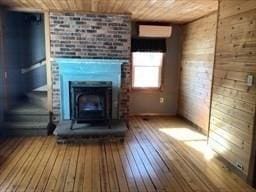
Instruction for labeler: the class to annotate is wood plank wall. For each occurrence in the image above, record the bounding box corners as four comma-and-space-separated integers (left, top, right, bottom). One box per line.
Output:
178, 13, 217, 134
208, 0, 256, 176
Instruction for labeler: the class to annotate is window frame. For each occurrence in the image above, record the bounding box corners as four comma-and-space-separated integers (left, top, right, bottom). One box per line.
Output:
131, 52, 165, 92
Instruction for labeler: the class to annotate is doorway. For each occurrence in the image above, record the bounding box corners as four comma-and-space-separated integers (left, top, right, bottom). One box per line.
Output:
1, 10, 49, 136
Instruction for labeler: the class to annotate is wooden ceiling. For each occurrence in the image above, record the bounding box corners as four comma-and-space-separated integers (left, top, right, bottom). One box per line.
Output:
0, 0, 218, 23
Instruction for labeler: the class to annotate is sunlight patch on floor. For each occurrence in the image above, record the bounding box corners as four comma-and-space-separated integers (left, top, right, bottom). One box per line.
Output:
159, 127, 216, 160
159, 128, 206, 141
185, 140, 216, 160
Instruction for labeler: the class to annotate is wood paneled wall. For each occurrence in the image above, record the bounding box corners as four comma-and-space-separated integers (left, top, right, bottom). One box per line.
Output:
208, 0, 256, 176
178, 13, 217, 134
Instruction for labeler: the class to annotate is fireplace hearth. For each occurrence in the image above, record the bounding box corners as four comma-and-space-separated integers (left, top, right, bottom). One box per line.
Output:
69, 81, 112, 126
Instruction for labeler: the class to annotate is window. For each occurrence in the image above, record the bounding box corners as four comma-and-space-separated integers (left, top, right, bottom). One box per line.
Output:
132, 52, 164, 89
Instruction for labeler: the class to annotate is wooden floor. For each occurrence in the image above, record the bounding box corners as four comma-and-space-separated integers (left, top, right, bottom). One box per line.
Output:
0, 117, 255, 192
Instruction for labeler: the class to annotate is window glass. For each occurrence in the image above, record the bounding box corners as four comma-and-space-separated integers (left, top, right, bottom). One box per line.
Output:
132, 52, 163, 89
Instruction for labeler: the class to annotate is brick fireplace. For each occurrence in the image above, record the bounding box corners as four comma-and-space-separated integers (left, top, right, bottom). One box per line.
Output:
49, 12, 131, 123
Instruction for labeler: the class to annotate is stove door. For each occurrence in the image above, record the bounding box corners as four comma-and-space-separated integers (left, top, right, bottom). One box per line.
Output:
77, 93, 105, 121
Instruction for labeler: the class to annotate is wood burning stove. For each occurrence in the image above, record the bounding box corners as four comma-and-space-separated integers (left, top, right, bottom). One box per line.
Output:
69, 81, 112, 127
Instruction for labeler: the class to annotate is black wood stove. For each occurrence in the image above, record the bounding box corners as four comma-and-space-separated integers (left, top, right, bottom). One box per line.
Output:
69, 81, 112, 128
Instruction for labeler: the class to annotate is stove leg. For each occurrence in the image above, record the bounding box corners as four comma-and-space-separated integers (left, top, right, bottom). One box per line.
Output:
70, 120, 75, 130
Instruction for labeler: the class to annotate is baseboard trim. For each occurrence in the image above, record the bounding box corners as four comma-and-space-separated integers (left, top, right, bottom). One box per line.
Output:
129, 113, 176, 117
5, 128, 48, 137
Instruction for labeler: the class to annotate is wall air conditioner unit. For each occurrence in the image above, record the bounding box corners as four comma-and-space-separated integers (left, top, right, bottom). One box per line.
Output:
138, 25, 172, 38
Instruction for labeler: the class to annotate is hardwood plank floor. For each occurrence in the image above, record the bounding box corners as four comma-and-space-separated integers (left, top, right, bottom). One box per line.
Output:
0, 117, 255, 192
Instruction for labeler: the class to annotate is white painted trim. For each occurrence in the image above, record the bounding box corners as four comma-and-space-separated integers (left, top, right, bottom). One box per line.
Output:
45, 12, 52, 111
33, 85, 47, 91
21, 60, 46, 74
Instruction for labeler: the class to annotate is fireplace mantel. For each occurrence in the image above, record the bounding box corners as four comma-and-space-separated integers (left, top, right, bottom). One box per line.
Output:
53, 58, 127, 120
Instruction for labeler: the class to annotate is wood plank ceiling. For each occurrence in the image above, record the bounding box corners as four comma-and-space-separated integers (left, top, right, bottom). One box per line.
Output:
0, 0, 218, 23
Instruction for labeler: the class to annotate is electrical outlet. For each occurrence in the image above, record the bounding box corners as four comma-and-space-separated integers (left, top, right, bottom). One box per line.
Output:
160, 97, 164, 103
236, 162, 244, 171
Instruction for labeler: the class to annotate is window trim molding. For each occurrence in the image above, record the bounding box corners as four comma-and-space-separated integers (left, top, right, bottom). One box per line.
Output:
131, 52, 165, 92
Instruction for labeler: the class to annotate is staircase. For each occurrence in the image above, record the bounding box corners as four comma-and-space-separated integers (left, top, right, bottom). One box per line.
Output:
2, 91, 50, 136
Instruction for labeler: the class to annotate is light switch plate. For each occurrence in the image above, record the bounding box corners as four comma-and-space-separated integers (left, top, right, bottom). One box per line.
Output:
4, 72, 7, 79
247, 74, 254, 87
